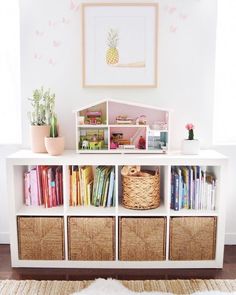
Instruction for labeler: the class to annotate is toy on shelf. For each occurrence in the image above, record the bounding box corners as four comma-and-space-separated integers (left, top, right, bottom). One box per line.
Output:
111, 132, 131, 149
116, 115, 133, 125
136, 115, 147, 125
85, 111, 102, 125
80, 129, 106, 150
138, 136, 146, 149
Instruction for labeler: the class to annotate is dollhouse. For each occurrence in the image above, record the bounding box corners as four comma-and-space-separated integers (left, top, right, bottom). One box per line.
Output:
74, 99, 171, 153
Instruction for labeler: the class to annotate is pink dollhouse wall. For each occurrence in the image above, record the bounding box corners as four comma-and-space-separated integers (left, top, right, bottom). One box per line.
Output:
110, 127, 146, 148
108, 101, 167, 126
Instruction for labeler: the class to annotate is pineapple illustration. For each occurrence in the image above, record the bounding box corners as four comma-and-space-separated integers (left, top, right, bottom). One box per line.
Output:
106, 28, 119, 65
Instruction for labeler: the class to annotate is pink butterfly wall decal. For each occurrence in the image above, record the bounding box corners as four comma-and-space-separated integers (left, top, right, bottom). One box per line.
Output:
62, 17, 70, 24
179, 13, 188, 20
53, 40, 61, 47
48, 20, 60, 28
35, 30, 44, 37
170, 25, 177, 33
168, 6, 177, 14
34, 53, 42, 60
70, 0, 79, 12
48, 58, 56, 66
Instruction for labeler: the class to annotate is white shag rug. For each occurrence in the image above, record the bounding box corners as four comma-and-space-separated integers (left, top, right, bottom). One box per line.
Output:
71, 278, 236, 295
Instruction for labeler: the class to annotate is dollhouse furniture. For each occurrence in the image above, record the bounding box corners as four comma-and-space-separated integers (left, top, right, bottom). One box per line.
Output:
74, 99, 170, 153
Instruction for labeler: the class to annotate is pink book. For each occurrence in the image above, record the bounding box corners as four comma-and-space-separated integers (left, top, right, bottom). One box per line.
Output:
30, 168, 39, 206
36, 166, 43, 205
47, 168, 53, 208
24, 172, 31, 206
55, 167, 61, 205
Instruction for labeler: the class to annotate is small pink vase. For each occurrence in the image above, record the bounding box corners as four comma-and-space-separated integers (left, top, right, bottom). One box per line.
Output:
30, 125, 50, 153
45, 137, 65, 156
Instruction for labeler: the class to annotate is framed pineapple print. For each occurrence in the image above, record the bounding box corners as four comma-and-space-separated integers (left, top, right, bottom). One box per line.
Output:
81, 3, 158, 87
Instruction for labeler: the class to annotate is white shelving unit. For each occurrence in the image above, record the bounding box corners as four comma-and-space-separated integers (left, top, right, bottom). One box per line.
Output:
7, 149, 227, 268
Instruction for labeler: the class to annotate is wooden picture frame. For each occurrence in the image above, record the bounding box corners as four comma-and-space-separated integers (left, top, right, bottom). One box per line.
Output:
81, 3, 158, 87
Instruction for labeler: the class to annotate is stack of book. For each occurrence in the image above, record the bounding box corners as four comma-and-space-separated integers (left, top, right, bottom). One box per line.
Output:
24, 166, 63, 208
171, 166, 216, 211
69, 165, 115, 207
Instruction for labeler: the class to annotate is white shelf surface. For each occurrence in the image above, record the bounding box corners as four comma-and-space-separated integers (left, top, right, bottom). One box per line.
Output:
16, 205, 64, 216
78, 125, 108, 128
66, 205, 116, 216
118, 204, 167, 216
7, 149, 227, 162
169, 209, 218, 216
109, 124, 148, 128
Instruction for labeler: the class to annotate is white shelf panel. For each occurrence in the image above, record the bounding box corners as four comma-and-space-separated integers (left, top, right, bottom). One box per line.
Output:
169, 209, 218, 216
78, 125, 108, 128
66, 205, 116, 216
118, 204, 167, 216
109, 124, 148, 128
12, 259, 222, 269
16, 205, 64, 216
77, 149, 165, 154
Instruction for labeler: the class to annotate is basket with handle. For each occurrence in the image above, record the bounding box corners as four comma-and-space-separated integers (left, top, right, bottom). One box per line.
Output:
122, 169, 160, 210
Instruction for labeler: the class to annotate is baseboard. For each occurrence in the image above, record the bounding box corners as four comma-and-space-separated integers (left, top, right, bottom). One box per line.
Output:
0, 232, 10, 244
225, 233, 236, 245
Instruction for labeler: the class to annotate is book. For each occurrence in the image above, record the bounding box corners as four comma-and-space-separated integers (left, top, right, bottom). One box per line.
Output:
107, 167, 115, 207
71, 166, 78, 206
95, 166, 106, 206
24, 171, 31, 206
41, 166, 49, 208
30, 168, 39, 206
36, 166, 43, 205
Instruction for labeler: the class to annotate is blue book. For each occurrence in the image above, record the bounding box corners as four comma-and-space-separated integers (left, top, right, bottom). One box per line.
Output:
174, 172, 179, 211
107, 167, 115, 207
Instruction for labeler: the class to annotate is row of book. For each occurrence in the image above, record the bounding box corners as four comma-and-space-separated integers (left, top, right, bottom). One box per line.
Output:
69, 165, 115, 207
24, 166, 63, 208
171, 166, 216, 211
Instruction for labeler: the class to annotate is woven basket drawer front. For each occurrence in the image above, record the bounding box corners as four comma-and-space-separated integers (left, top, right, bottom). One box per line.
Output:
17, 217, 64, 260
119, 217, 166, 261
68, 217, 115, 261
170, 217, 217, 261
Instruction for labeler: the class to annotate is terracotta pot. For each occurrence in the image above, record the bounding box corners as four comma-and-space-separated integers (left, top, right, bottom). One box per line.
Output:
30, 125, 50, 153
45, 137, 65, 156
181, 139, 200, 155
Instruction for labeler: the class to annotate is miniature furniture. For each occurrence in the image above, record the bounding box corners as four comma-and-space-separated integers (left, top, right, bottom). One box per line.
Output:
74, 99, 170, 153
7, 149, 227, 268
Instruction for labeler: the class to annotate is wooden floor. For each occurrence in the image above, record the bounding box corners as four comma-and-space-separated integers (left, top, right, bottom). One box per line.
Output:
0, 245, 236, 280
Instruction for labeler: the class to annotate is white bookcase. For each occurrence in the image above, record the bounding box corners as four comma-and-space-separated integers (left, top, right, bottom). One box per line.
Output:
7, 149, 227, 268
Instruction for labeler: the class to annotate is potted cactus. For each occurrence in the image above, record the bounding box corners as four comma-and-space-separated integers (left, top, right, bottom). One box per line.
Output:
44, 113, 65, 156
28, 87, 55, 153
181, 123, 200, 155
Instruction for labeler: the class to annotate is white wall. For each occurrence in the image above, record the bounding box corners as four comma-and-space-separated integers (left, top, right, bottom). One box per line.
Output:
1, 0, 235, 244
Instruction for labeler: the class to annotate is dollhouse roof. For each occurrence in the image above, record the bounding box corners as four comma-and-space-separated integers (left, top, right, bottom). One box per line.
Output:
73, 98, 172, 113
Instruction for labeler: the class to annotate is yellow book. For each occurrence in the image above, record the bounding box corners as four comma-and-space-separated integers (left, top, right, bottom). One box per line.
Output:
77, 174, 81, 205
81, 166, 93, 206
72, 166, 78, 206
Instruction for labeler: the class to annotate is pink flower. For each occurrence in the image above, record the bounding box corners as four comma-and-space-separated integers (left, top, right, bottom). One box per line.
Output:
185, 123, 194, 131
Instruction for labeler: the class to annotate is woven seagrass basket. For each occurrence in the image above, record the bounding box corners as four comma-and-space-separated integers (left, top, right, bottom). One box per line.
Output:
169, 217, 217, 260
119, 217, 166, 261
122, 169, 160, 210
17, 216, 64, 260
68, 217, 115, 261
